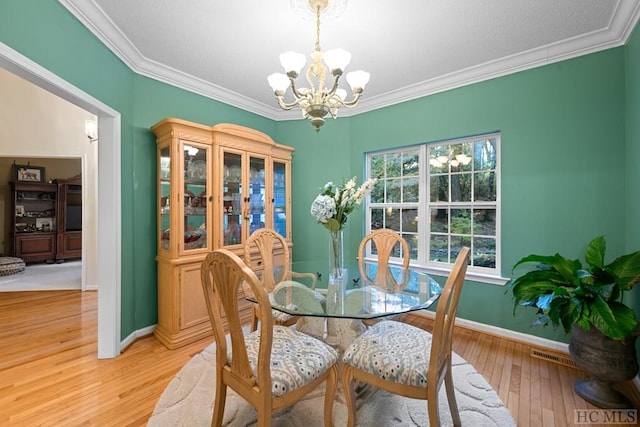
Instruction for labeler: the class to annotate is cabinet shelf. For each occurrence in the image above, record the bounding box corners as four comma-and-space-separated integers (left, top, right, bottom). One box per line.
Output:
184, 178, 206, 185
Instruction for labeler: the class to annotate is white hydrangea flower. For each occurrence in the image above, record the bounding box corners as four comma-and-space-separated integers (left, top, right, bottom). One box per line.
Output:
310, 194, 336, 223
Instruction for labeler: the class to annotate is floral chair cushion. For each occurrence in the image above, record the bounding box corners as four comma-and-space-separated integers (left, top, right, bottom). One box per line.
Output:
342, 320, 432, 387
232, 326, 339, 397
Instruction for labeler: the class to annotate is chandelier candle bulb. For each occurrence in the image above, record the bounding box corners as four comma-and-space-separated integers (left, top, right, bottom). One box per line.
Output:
346, 70, 371, 91
324, 48, 351, 71
280, 51, 307, 74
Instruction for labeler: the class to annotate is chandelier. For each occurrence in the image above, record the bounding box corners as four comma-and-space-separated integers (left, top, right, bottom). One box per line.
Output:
429, 154, 472, 169
267, 0, 370, 132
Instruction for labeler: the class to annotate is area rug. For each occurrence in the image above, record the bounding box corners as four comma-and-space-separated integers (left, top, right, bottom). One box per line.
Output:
0, 260, 81, 291
148, 338, 516, 426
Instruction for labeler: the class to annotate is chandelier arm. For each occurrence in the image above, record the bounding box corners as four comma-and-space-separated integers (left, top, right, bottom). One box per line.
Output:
340, 88, 364, 107
325, 72, 342, 97
288, 75, 313, 100
274, 95, 297, 110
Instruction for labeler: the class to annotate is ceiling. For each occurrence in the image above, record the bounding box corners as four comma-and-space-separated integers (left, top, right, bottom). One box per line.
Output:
60, 0, 640, 122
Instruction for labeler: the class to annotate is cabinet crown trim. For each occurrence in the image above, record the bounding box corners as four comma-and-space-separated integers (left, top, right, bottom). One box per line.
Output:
152, 119, 277, 149
212, 123, 275, 146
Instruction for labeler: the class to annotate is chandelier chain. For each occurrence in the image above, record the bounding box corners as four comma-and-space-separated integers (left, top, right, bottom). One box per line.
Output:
315, 5, 321, 52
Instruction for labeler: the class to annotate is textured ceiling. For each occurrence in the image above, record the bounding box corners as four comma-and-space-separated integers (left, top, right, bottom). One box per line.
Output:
60, 0, 640, 121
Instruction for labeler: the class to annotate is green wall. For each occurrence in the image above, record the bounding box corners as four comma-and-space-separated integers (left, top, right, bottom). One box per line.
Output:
281, 48, 631, 344
1, 0, 638, 347
625, 23, 640, 341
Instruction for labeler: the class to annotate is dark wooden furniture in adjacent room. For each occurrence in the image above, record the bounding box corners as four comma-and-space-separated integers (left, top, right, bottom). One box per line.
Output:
10, 181, 57, 263
55, 174, 82, 262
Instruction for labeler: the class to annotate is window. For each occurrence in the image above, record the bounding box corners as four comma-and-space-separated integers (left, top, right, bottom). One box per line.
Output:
366, 133, 501, 281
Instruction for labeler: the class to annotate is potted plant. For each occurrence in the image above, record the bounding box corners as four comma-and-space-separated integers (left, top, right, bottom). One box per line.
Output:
507, 236, 640, 408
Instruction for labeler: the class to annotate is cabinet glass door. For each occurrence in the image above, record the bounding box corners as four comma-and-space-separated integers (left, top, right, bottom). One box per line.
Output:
159, 146, 171, 251
248, 156, 266, 236
273, 161, 287, 237
183, 143, 208, 251
223, 151, 243, 245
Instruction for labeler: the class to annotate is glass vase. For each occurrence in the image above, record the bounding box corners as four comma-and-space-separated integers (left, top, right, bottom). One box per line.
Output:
327, 229, 346, 314
328, 229, 344, 280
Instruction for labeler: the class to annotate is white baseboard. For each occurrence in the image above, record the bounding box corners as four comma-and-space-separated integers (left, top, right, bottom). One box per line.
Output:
121, 324, 156, 351
416, 311, 570, 352
419, 312, 640, 391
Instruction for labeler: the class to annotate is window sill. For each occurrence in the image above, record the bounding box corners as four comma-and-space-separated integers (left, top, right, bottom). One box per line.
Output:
362, 257, 510, 286
411, 264, 510, 286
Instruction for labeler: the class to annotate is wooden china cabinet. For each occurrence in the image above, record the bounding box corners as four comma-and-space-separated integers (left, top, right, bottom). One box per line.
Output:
151, 118, 294, 349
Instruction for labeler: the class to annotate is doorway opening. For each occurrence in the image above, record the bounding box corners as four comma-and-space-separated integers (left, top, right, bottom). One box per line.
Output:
1, 156, 84, 291
0, 41, 122, 358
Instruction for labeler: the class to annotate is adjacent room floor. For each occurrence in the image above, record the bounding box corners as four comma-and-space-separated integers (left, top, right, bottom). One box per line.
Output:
0, 260, 81, 291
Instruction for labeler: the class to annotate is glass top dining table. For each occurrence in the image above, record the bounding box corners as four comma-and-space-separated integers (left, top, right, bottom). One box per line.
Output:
259, 260, 443, 320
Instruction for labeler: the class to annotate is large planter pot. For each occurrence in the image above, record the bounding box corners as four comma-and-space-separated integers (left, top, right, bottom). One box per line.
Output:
568, 324, 639, 409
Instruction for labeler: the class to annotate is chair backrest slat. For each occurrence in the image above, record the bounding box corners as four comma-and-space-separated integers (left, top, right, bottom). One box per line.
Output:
201, 249, 274, 385
244, 228, 290, 292
428, 247, 470, 382
358, 229, 411, 291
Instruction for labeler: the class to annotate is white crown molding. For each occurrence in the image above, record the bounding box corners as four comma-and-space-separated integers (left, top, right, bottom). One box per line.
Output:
59, 0, 640, 122
58, 0, 277, 118
134, 57, 278, 119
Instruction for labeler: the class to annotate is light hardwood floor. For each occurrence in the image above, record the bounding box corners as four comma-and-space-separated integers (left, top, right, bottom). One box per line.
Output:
0, 290, 638, 426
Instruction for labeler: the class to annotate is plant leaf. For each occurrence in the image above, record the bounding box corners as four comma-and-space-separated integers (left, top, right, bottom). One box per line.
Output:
323, 218, 341, 233
512, 254, 558, 271
588, 296, 636, 339
511, 278, 557, 305
585, 236, 606, 269
536, 293, 553, 312
606, 250, 640, 291
608, 301, 638, 338
558, 296, 582, 332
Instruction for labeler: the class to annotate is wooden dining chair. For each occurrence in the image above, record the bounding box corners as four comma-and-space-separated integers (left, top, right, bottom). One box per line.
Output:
342, 247, 470, 427
244, 228, 319, 331
358, 228, 411, 292
201, 249, 339, 427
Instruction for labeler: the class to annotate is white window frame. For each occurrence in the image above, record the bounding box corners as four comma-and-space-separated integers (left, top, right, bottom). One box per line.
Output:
364, 133, 508, 285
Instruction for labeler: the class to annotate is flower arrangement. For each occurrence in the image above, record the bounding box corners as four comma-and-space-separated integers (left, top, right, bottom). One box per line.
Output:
310, 177, 377, 232
311, 177, 377, 280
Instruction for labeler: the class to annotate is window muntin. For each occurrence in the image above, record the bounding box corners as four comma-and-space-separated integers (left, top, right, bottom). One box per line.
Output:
369, 149, 420, 261
366, 134, 500, 277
